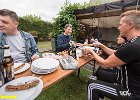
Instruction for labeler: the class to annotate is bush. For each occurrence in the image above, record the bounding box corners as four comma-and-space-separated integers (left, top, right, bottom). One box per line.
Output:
52, 2, 93, 41
19, 15, 53, 41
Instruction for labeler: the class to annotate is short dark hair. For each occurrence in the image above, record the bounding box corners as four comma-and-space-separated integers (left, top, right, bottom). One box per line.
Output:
0, 9, 19, 22
64, 24, 72, 29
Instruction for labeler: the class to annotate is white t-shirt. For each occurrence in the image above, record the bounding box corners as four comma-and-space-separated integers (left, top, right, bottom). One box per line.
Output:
5, 33, 27, 63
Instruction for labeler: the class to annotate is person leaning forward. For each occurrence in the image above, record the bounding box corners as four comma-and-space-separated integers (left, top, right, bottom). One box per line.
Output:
0, 9, 39, 63
84, 10, 140, 100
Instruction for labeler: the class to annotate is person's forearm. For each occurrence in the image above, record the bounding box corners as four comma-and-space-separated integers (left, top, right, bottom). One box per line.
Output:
91, 51, 107, 67
100, 44, 115, 55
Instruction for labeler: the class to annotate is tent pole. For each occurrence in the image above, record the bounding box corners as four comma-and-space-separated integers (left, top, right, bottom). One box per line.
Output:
136, 0, 140, 10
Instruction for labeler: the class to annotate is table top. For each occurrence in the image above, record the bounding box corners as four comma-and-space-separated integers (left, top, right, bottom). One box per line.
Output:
15, 55, 94, 91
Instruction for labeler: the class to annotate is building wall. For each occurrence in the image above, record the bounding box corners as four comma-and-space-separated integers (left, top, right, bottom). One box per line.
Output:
98, 27, 119, 42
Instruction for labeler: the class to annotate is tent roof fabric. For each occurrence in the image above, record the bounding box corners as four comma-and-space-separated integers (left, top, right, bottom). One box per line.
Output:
74, 0, 140, 28
74, 0, 140, 19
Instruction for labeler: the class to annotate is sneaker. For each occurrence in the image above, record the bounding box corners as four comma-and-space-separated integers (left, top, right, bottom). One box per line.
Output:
88, 75, 97, 80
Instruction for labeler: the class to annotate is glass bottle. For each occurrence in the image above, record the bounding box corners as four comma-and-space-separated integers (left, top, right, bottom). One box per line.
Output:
94, 39, 99, 53
3, 45, 14, 83
68, 43, 72, 56
0, 61, 4, 87
72, 45, 76, 59
69, 41, 76, 59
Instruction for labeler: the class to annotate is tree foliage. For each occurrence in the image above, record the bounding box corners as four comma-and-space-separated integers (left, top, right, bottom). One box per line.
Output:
19, 15, 53, 40
52, 2, 93, 40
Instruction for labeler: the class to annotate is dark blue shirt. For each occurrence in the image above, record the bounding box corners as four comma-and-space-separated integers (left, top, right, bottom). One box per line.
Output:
57, 33, 71, 52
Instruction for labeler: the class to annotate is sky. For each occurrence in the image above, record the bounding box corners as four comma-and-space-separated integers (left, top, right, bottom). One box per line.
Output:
0, 0, 88, 22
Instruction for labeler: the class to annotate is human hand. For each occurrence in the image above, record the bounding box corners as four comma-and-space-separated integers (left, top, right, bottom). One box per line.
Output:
83, 48, 94, 55
76, 43, 83, 47
31, 54, 40, 61
92, 41, 102, 47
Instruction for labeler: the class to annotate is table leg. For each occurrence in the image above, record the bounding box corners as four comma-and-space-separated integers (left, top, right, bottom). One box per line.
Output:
78, 68, 80, 77
88, 60, 96, 75
93, 60, 96, 75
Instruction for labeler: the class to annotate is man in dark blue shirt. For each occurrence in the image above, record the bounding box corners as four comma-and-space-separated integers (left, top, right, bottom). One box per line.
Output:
57, 24, 72, 52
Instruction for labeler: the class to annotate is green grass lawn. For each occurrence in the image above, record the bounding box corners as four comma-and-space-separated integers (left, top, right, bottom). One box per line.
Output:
37, 41, 52, 52
35, 68, 92, 100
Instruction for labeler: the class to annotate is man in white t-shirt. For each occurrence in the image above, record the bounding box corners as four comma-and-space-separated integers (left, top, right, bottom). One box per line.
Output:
0, 9, 39, 63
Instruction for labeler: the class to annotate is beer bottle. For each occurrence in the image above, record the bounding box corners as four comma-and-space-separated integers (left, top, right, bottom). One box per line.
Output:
0, 61, 4, 87
3, 45, 14, 83
68, 46, 72, 56
71, 41, 76, 59
72, 45, 76, 59
68, 41, 72, 56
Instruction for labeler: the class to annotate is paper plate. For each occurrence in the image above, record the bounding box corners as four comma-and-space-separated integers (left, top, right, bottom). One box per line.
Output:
32, 58, 59, 69
14, 63, 30, 74
0, 76, 43, 100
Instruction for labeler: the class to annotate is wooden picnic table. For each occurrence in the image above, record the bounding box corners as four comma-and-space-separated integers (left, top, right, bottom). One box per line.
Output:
15, 55, 94, 91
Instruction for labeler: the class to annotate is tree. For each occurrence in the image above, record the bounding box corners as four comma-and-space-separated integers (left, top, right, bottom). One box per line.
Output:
52, 2, 93, 40
19, 15, 53, 41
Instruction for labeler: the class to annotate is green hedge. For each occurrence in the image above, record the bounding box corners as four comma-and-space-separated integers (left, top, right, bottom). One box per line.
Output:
19, 15, 53, 41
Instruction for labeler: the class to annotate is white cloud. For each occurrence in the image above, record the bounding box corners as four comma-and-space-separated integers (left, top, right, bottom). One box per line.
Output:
0, 0, 88, 21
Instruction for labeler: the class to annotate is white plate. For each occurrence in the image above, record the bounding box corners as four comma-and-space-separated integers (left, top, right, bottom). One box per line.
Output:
31, 67, 58, 74
32, 58, 59, 69
14, 63, 30, 74
0, 76, 43, 100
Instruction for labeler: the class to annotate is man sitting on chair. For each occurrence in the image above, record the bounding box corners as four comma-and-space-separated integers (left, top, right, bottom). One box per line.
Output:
57, 24, 72, 52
